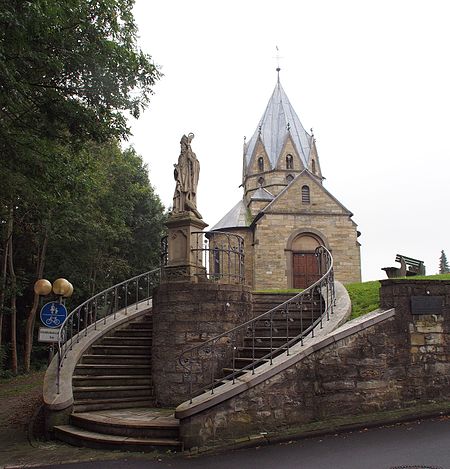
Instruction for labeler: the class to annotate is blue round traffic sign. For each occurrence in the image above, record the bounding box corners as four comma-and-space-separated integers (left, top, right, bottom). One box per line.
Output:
40, 302, 68, 329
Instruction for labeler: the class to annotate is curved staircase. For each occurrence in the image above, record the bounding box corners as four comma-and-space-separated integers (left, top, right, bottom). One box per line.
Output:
223, 291, 321, 376
53, 313, 182, 452
45, 246, 340, 453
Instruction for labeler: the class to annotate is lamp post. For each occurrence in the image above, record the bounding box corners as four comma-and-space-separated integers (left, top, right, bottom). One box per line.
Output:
34, 278, 74, 363
34, 277, 74, 300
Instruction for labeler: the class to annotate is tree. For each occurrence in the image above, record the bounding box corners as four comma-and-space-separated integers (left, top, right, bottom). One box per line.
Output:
0, 0, 160, 149
0, 0, 163, 373
439, 250, 449, 274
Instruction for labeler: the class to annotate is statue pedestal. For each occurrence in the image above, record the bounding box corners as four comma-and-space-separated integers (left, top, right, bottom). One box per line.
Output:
163, 211, 208, 282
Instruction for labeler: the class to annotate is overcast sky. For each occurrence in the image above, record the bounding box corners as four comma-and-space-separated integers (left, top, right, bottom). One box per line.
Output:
129, 0, 450, 282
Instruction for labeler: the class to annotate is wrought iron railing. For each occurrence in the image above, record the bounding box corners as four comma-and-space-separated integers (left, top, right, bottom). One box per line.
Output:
191, 231, 245, 284
179, 246, 335, 403
161, 235, 168, 266
56, 268, 160, 394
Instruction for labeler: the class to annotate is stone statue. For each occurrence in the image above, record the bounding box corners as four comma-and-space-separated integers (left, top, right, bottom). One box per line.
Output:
173, 133, 202, 218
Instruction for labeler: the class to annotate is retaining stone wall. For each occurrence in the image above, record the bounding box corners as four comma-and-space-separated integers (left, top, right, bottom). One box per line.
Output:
179, 280, 450, 449
152, 282, 252, 406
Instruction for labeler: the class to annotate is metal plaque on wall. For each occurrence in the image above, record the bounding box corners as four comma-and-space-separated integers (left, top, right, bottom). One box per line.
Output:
411, 296, 443, 315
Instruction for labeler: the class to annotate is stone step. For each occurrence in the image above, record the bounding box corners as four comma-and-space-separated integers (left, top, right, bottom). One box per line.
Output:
74, 364, 151, 376
81, 354, 151, 365
71, 412, 179, 439
232, 357, 269, 368
111, 328, 153, 337
73, 385, 153, 400
237, 346, 289, 358
99, 337, 151, 346
73, 397, 156, 413
54, 425, 181, 452
73, 375, 152, 387
222, 368, 250, 377
245, 325, 308, 338
243, 336, 299, 346
252, 307, 321, 315
125, 320, 152, 328
90, 345, 151, 355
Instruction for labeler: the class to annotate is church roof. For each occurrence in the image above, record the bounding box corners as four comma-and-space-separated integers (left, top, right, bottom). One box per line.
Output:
245, 79, 312, 170
250, 187, 275, 201
211, 200, 250, 231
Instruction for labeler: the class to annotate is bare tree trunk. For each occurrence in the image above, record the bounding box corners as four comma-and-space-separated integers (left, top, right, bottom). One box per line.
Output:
0, 209, 12, 348
7, 209, 18, 374
24, 229, 48, 372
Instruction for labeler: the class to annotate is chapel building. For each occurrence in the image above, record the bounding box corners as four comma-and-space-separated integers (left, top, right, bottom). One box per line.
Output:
212, 75, 361, 290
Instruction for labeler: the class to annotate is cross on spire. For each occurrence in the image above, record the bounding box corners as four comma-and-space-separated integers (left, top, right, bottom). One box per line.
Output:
274, 46, 283, 81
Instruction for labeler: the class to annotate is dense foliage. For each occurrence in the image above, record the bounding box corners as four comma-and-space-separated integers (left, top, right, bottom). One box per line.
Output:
0, 0, 164, 374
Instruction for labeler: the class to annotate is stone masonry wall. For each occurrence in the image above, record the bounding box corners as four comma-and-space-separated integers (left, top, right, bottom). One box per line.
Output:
380, 279, 450, 400
251, 171, 361, 289
152, 282, 252, 406
180, 280, 450, 449
253, 212, 361, 289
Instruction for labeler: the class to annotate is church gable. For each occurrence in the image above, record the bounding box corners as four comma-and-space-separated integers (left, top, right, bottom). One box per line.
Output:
262, 170, 351, 216
275, 134, 305, 172
247, 139, 271, 175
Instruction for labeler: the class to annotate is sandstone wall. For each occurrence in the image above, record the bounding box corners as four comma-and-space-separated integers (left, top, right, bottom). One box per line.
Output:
152, 282, 252, 406
253, 212, 361, 289
179, 280, 450, 449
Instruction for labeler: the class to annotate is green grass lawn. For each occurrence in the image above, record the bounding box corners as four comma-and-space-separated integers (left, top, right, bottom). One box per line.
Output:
345, 273, 450, 320
345, 280, 381, 320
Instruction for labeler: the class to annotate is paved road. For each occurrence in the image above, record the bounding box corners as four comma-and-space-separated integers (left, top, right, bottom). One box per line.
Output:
32, 417, 450, 469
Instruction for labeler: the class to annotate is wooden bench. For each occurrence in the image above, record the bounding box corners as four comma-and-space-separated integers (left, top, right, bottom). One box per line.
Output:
382, 254, 426, 278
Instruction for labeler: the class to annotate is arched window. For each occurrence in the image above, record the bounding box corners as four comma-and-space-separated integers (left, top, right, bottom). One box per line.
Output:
301, 185, 310, 204
311, 159, 316, 174
286, 154, 294, 169
286, 174, 294, 184
258, 176, 265, 186
258, 156, 264, 172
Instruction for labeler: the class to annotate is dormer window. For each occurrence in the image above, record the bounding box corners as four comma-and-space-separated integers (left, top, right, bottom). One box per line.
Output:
286, 154, 294, 169
258, 156, 264, 172
302, 185, 310, 204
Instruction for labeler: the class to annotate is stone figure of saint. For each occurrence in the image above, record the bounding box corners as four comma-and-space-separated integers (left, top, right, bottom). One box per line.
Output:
173, 133, 202, 218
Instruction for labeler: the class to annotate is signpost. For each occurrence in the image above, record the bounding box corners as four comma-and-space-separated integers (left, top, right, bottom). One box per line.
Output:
40, 301, 68, 328
34, 278, 73, 365
38, 327, 65, 343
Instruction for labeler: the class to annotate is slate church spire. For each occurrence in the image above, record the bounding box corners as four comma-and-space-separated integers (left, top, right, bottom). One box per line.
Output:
243, 75, 323, 201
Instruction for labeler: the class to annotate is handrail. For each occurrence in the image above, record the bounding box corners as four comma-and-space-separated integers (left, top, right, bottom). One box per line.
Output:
179, 246, 335, 403
191, 231, 245, 284
56, 268, 160, 394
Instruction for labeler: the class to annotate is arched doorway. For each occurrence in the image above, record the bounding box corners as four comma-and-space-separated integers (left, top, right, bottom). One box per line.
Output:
290, 233, 323, 289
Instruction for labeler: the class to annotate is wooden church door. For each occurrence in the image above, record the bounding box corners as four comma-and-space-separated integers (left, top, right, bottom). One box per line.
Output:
292, 253, 320, 289
290, 233, 323, 289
